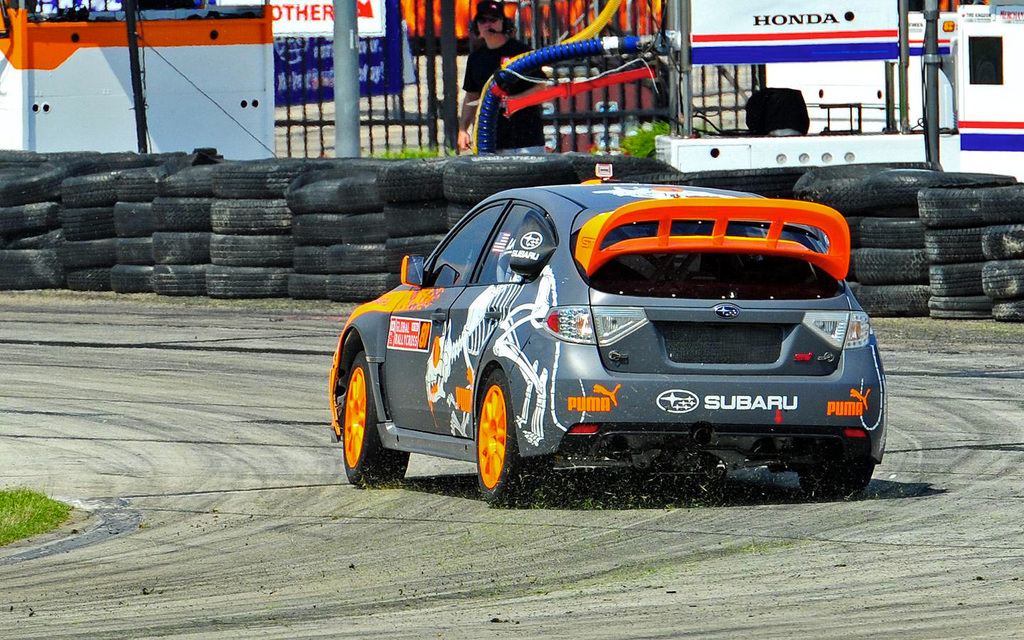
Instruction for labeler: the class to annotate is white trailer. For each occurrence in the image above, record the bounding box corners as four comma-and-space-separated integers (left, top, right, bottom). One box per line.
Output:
0, 0, 275, 159
658, 0, 1024, 181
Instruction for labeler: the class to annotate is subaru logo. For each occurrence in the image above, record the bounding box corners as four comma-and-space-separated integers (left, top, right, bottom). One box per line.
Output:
520, 231, 544, 251
656, 389, 700, 414
714, 304, 740, 319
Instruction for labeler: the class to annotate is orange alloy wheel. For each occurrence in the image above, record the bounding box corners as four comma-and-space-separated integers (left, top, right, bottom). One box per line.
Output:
478, 384, 508, 490
344, 367, 367, 469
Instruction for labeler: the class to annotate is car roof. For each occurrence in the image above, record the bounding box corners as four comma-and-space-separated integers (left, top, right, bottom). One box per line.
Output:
491, 183, 762, 231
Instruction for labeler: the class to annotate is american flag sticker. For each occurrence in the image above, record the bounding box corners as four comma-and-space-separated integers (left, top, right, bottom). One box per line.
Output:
491, 231, 512, 254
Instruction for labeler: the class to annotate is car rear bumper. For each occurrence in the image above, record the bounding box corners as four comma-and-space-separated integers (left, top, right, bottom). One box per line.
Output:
508, 337, 886, 467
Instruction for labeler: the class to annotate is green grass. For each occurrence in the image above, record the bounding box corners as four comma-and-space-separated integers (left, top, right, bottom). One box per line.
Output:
370, 149, 443, 159
0, 488, 72, 546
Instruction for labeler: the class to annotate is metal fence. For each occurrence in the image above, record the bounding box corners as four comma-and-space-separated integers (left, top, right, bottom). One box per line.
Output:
274, 0, 763, 158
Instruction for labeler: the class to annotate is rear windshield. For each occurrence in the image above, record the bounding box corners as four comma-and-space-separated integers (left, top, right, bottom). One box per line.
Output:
589, 252, 840, 300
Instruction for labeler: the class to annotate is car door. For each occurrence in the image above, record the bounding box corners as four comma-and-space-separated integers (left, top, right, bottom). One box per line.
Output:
430, 202, 554, 438
384, 202, 508, 433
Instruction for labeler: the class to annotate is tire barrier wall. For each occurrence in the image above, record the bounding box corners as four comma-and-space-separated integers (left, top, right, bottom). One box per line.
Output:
4, 152, 1024, 321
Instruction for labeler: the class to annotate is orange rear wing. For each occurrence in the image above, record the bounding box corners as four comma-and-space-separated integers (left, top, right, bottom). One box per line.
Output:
574, 197, 851, 280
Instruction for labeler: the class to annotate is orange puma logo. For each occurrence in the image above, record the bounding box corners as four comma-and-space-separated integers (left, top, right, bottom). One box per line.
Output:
849, 388, 871, 410
593, 383, 621, 407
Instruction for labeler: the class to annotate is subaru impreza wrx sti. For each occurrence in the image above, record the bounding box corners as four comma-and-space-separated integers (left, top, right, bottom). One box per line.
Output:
329, 183, 886, 503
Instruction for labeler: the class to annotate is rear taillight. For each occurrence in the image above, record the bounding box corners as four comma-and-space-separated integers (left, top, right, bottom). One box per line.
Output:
545, 307, 649, 346
545, 306, 595, 344
592, 307, 648, 345
802, 311, 872, 350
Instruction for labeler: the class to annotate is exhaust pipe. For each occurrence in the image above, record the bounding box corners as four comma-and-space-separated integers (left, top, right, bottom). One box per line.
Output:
691, 424, 715, 447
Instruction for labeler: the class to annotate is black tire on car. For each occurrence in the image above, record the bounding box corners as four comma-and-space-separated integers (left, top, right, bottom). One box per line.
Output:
337, 350, 410, 486
152, 264, 208, 296
476, 368, 539, 506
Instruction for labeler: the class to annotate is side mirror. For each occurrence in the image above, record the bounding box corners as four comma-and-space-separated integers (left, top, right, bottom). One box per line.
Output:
401, 255, 424, 287
509, 211, 556, 278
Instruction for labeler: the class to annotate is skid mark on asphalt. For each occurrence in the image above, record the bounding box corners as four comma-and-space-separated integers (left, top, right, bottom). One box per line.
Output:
888, 368, 1024, 380
0, 433, 324, 449
0, 393, 318, 410
0, 498, 141, 566
110, 482, 351, 499
0, 338, 329, 357
888, 441, 1024, 454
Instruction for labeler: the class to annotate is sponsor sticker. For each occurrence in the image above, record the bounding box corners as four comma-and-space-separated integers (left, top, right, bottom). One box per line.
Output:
520, 231, 544, 251
656, 390, 800, 413
386, 316, 431, 352
656, 389, 700, 414
827, 388, 871, 417
567, 383, 621, 413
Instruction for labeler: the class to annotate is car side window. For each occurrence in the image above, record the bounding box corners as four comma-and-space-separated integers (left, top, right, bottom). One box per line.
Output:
476, 204, 552, 285
428, 203, 505, 288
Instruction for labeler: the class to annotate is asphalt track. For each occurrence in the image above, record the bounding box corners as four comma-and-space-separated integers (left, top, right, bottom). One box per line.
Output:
2, 292, 1024, 639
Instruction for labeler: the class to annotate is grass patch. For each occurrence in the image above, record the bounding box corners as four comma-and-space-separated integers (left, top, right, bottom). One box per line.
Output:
0, 488, 72, 547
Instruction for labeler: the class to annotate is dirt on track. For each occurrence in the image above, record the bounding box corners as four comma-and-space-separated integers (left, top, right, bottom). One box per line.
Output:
1, 292, 1024, 639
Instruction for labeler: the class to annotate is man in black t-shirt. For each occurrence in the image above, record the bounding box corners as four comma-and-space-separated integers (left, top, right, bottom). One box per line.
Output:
458, 0, 546, 152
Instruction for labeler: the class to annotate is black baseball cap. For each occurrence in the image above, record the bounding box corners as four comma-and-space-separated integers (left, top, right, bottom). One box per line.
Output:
475, 0, 504, 21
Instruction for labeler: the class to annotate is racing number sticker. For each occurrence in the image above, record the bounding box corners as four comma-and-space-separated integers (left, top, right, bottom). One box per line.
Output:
387, 316, 431, 352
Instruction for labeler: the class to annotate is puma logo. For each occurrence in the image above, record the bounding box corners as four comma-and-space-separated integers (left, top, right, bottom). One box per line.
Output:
593, 383, 621, 407
849, 388, 871, 410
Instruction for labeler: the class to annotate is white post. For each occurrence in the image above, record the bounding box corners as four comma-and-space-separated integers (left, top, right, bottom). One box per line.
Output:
334, 0, 361, 157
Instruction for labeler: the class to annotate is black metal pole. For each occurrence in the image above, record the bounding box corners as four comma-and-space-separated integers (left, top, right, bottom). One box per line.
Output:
440, 0, 459, 152
124, 0, 149, 154
923, 0, 940, 165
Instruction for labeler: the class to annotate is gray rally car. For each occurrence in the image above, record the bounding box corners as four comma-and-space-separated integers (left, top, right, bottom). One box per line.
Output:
329, 183, 886, 503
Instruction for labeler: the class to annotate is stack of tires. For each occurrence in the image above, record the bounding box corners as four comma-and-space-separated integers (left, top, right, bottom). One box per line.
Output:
795, 164, 1013, 316
0, 155, 66, 290
379, 159, 451, 294
979, 186, 1024, 321
151, 165, 219, 296
58, 170, 127, 291
109, 166, 169, 294
284, 160, 390, 301
206, 160, 323, 298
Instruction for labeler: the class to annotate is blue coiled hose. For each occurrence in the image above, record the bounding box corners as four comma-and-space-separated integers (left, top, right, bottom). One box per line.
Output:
477, 36, 644, 154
